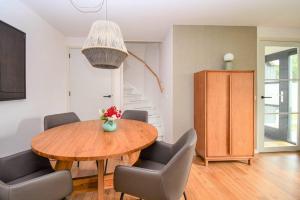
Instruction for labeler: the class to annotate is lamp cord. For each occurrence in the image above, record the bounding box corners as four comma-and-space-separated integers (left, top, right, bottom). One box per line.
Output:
105, 0, 108, 20
70, 0, 105, 13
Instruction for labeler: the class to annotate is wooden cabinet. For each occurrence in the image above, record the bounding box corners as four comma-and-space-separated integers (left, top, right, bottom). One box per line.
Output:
194, 70, 254, 166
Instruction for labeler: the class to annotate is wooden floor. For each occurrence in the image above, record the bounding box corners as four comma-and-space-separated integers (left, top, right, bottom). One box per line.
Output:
69, 152, 300, 200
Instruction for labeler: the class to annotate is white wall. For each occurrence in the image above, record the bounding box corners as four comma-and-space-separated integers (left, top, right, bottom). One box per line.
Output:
0, 0, 68, 157
172, 25, 257, 141
159, 28, 173, 143
258, 27, 300, 41
65, 37, 85, 48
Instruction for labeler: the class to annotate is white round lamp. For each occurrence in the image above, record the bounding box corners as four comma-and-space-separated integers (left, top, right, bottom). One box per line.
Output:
224, 53, 234, 70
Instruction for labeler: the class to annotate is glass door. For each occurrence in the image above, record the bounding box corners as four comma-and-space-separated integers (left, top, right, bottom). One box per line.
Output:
259, 42, 300, 152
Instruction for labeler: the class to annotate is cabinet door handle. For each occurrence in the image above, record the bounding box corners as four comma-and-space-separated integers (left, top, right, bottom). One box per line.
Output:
103, 95, 112, 98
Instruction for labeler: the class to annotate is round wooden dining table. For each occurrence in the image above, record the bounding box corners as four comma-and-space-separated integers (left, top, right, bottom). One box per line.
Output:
31, 119, 158, 200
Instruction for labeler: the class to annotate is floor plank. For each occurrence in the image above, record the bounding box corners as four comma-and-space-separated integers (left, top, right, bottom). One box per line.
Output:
68, 152, 300, 200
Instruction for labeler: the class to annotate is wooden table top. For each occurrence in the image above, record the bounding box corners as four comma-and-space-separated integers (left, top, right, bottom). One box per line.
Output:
31, 119, 158, 161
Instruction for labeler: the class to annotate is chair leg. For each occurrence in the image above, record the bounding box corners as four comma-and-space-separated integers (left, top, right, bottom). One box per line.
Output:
96, 160, 98, 168
183, 191, 187, 200
77, 161, 79, 168
120, 193, 125, 200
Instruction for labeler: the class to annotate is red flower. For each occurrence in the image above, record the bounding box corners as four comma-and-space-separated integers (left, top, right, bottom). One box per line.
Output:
103, 106, 122, 119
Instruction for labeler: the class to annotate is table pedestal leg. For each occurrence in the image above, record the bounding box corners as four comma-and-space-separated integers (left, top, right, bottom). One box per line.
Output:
97, 160, 105, 200
55, 160, 73, 170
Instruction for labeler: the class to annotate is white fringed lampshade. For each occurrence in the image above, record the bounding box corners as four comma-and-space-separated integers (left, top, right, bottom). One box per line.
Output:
82, 20, 128, 69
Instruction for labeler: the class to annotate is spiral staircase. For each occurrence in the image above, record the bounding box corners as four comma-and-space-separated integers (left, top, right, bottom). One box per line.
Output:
123, 83, 164, 141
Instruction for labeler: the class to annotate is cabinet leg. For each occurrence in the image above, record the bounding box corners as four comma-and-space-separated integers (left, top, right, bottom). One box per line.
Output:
248, 159, 252, 165
204, 159, 208, 166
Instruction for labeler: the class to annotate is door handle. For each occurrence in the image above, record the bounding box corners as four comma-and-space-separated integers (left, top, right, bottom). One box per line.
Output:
103, 95, 112, 98
261, 96, 272, 99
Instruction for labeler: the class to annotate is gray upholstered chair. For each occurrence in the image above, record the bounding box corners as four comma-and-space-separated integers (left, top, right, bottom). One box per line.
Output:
119, 110, 148, 163
114, 129, 197, 200
44, 112, 82, 168
0, 150, 72, 200
44, 112, 80, 131
44, 112, 103, 170
121, 110, 148, 123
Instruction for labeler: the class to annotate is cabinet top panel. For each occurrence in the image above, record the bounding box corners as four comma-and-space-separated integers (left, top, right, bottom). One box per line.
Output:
195, 70, 254, 74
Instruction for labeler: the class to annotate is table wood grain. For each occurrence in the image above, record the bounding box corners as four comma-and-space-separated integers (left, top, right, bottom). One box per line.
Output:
32, 119, 157, 161
31, 119, 158, 200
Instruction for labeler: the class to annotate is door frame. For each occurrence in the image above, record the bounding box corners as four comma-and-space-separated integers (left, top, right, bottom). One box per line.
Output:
257, 40, 300, 152
67, 47, 124, 112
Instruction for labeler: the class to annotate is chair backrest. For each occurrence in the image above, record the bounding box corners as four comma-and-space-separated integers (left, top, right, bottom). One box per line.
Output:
0, 150, 51, 183
161, 129, 197, 200
121, 110, 148, 123
44, 112, 80, 130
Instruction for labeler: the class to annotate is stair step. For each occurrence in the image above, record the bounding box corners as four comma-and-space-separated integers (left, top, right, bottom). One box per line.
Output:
124, 105, 152, 111
124, 99, 148, 105
148, 119, 161, 124
123, 82, 164, 141
124, 105, 153, 110
124, 93, 142, 97
124, 88, 134, 93
148, 112, 160, 116
124, 90, 139, 96
124, 85, 133, 90
124, 95, 144, 101
148, 114, 160, 119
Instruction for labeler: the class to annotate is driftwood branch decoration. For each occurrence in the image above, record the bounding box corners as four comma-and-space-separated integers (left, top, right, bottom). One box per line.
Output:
127, 51, 164, 93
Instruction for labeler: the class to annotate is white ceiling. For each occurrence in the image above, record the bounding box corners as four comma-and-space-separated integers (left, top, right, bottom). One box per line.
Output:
23, 0, 300, 41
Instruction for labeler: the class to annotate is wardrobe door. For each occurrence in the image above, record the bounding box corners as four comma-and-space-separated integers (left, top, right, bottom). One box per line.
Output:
194, 72, 206, 157
230, 72, 254, 156
206, 72, 230, 157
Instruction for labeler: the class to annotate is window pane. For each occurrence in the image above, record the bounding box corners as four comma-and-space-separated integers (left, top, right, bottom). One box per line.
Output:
264, 113, 298, 147
264, 80, 298, 113
264, 81, 279, 106
289, 54, 299, 79
289, 80, 298, 113
265, 113, 279, 129
288, 114, 298, 144
265, 60, 279, 79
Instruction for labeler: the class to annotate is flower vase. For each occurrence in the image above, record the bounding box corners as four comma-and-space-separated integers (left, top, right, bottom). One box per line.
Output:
102, 120, 117, 132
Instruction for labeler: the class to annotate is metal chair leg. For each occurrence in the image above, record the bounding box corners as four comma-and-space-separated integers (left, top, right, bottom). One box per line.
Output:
120, 193, 125, 200
183, 191, 187, 200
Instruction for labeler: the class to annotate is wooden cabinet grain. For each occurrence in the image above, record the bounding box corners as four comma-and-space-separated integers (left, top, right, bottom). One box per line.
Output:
194, 70, 254, 166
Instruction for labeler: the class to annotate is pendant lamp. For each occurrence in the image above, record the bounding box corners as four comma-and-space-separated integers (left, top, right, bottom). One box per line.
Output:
72, 0, 128, 69
82, 20, 128, 69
